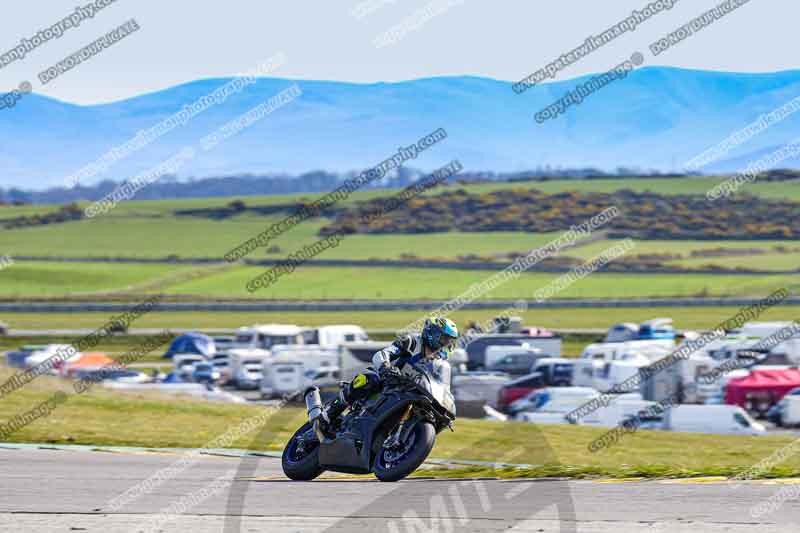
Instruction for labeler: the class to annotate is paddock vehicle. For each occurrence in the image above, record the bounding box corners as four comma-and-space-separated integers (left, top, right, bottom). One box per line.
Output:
282, 361, 456, 482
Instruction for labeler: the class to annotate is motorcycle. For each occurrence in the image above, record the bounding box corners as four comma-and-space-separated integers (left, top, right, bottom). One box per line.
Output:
282, 361, 456, 482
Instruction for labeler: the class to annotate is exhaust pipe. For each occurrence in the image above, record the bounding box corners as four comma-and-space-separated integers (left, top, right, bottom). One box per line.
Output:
304, 387, 322, 423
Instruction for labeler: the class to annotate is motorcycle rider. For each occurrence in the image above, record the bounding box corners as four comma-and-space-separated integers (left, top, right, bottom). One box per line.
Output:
319, 317, 459, 429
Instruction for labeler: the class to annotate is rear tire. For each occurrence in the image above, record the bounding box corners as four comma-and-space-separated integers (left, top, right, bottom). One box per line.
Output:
282, 422, 325, 481
374, 422, 436, 482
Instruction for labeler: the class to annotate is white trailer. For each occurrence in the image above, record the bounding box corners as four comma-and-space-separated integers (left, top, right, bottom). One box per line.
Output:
260, 347, 338, 398
228, 350, 271, 389
304, 325, 369, 348
338, 341, 386, 382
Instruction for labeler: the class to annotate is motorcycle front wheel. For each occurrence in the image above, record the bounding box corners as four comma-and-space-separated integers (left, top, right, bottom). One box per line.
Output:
282, 422, 325, 481
373, 421, 436, 482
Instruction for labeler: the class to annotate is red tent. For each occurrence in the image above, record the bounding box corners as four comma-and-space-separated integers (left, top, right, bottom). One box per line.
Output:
725, 368, 800, 408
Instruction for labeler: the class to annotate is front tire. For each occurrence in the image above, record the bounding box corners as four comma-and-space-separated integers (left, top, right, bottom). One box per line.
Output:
282, 422, 325, 481
374, 421, 436, 482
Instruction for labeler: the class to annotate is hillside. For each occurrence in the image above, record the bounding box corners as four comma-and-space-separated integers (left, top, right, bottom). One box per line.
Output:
5, 68, 800, 189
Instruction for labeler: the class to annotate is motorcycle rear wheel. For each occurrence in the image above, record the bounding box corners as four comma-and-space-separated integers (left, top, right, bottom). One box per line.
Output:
374, 421, 436, 482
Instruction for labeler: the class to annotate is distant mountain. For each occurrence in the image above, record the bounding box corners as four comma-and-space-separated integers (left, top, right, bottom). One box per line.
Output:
3, 67, 800, 190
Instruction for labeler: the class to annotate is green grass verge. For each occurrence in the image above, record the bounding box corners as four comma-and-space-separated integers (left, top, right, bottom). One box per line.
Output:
2, 368, 799, 480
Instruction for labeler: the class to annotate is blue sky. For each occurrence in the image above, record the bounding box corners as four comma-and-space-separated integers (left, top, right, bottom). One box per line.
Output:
0, 0, 794, 104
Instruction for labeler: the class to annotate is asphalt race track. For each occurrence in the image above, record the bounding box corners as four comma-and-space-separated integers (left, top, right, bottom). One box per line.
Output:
1, 447, 798, 532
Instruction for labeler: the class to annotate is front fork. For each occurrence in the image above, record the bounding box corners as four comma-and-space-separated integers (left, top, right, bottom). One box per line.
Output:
384, 404, 416, 450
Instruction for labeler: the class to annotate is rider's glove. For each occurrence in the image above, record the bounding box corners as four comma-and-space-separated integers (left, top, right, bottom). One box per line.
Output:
378, 363, 399, 379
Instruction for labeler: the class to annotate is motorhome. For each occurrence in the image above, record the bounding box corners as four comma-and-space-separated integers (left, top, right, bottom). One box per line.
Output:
573, 340, 673, 392
232, 324, 306, 351
269, 345, 338, 370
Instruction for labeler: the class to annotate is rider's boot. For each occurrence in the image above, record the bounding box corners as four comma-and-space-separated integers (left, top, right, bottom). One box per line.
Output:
319, 394, 347, 435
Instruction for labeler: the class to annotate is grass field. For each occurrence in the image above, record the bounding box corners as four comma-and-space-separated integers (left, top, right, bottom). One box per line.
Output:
2, 306, 799, 332
573, 239, 800, 272
8, 260, 796, 300
0, 214, 568, 261
2, 177, 799, 301
2, 176, 797, 220
0, 262, 197, 297
165, 267, 800, 300
1, 367, 798, 480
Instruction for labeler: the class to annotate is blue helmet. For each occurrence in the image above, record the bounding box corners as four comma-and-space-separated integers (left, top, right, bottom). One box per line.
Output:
422, 317, 459, 358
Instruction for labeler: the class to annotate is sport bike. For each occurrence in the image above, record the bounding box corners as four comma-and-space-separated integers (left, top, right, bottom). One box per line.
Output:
282, 361, 456, 482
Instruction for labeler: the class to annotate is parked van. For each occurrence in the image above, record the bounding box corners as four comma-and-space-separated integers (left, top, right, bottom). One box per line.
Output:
664, 405, 766, 435
531, 358, 574, 387
510, 386, 601, 417
486, 346, 543, 375
579, 398, 656, 428
776, 394, 800, 427
465, 334, 562, 370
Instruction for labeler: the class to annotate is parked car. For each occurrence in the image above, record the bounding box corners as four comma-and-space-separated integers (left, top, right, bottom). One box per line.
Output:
5, 344, 50, 368
212, 335, 236, 354
211, 353, 232, 384
173, 354, 206, 376
497, 372, 546, 413
192, 362, 220, 384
